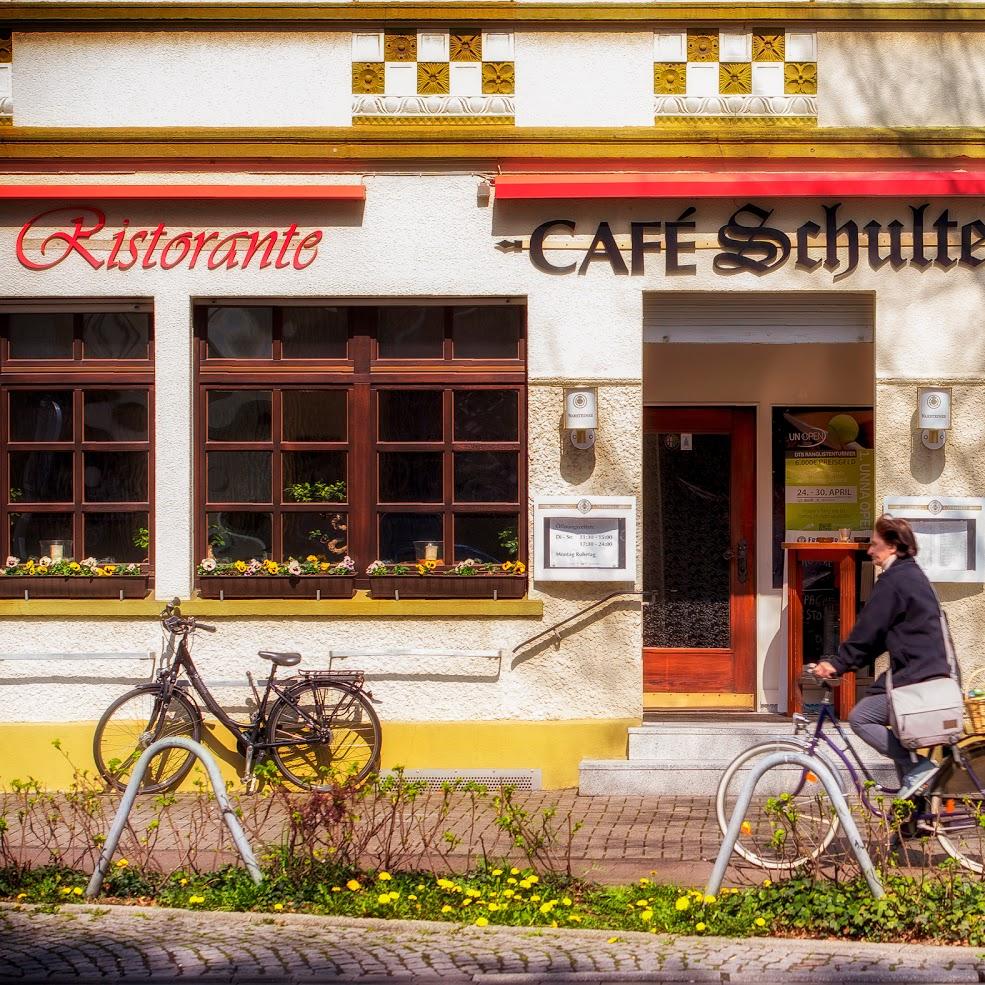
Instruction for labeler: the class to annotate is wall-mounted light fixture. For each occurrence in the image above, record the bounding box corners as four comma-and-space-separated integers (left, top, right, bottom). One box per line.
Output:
917, 386, 952, 450
563, 386, 597, 450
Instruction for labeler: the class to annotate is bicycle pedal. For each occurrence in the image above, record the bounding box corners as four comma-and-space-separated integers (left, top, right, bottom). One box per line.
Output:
242, 774, 259, 794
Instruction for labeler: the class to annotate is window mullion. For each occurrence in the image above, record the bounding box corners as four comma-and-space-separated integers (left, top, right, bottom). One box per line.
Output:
443, 387, 454, 563
73, 387, 84, 558
272, 389, 283, 560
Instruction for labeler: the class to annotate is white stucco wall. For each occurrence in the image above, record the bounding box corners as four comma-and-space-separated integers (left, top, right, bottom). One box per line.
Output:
13, 32, 352, 126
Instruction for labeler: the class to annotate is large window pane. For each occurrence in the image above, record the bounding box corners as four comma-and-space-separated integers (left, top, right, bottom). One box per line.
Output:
207, 452, 271, 503
207, 390, 272, 442
85, 511, 147, 563
10, 391, 73, 442
84, 390, 149, 442
282, 307, 348, 359
454, 390, 518, 441
454, 452, 518, 502
283, 511, 348, 560
452, 306, 522, 359
377, 307, 444, 359
82, 312, 150, 359
9, 512, 73, 560
379, 452, 442, 503
207, 511, 272, 562
9, 452, 73, 503
379, 391, 442, 442
206, 307, 273, 359
283, 390, 346, 442
379, 513, 442, 564
455, 513, 519, 563
8, 314, 74, 360
84, 452, 148, 503
283, 452, 346, 502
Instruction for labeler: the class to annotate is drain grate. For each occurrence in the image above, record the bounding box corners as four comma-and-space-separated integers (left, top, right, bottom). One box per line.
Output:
380, 769, 541, 792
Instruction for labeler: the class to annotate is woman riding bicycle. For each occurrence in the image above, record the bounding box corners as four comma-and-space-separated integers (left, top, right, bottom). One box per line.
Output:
814, 514, 952, 798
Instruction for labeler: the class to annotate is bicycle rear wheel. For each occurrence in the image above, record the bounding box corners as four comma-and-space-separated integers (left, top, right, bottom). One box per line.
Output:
715, 738, 843, 870
267, 681, 381, 790
93, 685, 202, 793
934, 737, 985, 874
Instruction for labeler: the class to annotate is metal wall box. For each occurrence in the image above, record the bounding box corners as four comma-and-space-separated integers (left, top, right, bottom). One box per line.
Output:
883, 496, 985, 583
534, 495, 636, 582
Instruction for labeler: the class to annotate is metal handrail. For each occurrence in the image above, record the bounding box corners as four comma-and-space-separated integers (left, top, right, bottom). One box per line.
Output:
86, 737, 262, 898
512, 590, 644, 653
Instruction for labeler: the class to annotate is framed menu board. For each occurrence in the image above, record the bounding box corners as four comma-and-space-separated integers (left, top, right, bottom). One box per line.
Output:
534, 496, 636, 582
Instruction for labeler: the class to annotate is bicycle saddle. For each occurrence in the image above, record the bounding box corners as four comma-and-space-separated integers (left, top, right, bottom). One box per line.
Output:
258, 650, 302, 667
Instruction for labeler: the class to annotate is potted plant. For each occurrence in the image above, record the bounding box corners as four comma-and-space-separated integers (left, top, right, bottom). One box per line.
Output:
0, 555, 151, 599
366, 558, 527, 600
197, 554, 355, 600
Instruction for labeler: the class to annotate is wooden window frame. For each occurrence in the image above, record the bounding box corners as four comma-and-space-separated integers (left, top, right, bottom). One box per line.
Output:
194, 302, 527, 590
0, 310, 155, 568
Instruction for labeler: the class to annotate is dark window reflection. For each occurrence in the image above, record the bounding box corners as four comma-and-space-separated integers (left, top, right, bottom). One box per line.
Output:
82, 312, 150, 359
207, 452, 271, 503
84, 390, 149, 442
377, 307, 444, 359
9, 512, 73, 560
283, 390, 346, 442
455, 513, 519, 563
208, 391, 272, 442
379, 513, 442, 563
207, 511, 272, 562
9, 452, 73, 503
284, 511, 348, 560
454, 390, 518, 441
452, 306, 521, 359
85, 511, 147, 563
454, 452, 517, 502
10, 391, 73, 442
84, 452, 148, 503
283, 452, 346, 501
206, 307, 273, 359
379, 391, 442, 442
379, 452, 442, 502
8, 314, 74, 360
282, 307, 348, 359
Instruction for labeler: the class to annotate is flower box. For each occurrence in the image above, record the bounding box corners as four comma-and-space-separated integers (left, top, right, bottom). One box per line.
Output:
368, 575, 527, 600
198, 575, 354, 600
0, 575, 151, 600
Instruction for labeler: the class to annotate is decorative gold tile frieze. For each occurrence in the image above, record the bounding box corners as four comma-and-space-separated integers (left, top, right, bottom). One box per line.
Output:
719, 62, 752, 94
450, 31, 482, 62
752, 32, 785, 61
482, 62, 515, 95
784, 62, 817, 94
353, 115, 516, 127
654, 62, 687, 95
417, 61, 450, 94
687, 30, 719, 62
384, 32, 417, 62
352, 62, 385, 94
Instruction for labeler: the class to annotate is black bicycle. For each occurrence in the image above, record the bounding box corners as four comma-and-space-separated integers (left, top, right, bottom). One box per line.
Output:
93, 598, 382, 794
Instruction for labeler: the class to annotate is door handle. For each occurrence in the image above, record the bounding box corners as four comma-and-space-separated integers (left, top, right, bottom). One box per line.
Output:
736, 538, 749, 584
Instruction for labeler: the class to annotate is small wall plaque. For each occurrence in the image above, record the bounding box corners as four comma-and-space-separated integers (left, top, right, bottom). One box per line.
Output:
534, 496, 636, 582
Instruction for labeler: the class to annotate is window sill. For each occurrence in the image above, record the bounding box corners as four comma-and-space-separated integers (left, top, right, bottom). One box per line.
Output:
0, 590, 544, 618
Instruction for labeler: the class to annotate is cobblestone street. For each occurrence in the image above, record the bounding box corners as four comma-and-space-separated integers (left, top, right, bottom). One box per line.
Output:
1, 904, 981, 985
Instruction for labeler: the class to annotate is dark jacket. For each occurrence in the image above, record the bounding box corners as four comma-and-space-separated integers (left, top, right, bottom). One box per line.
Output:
830, 555, 951, 695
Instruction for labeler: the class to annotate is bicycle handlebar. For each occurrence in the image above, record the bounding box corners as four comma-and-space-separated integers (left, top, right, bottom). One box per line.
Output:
160, 599, 216, 634
803, 662, 842, 686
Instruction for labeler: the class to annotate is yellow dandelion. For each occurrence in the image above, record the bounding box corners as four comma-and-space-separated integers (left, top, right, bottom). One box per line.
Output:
639, 878, 650, 886
569, 914, 582, 923
740, 821, 753, 836
488, 903, 500, 912
755, 917, 767, 927
762, 879, 772, 887
437, 878, 455, 889
408, 895, 418, 901
273, 903, 283, 911
189, 895, 205, 904
332, 887, 341, 893
475, 917, 489, 927
696, 922, 706, 932
528, 875, 539, 884
377, 871, 392, 881
607, 937, 620, 944
675, 897, 690, 911
60, 887, 72, 895
562, 897, 572, 906
116, 858, 129, 868
510, 867, 521, 875
73, 887, 83, 896
179, 878, 188, 886
641, 910, 653, 922
704, 895, 716, 905
441, 905, 453, 914
491, 868, 503, 876
378, 893, 391, 904
346, 879, 361, 891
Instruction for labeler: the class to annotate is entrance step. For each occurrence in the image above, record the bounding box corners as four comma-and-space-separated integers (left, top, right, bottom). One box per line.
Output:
580, 716, 897, 795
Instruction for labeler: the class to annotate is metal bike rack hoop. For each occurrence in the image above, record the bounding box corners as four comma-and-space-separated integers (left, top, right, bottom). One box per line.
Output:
86, 736, 263, 898
705, 749, 885, 899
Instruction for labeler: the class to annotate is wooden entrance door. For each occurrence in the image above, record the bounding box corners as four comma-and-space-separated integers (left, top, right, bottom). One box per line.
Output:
642, 408, 756, 709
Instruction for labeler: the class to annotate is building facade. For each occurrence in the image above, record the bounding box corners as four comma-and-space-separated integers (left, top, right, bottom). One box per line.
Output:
2, 3, 985, 790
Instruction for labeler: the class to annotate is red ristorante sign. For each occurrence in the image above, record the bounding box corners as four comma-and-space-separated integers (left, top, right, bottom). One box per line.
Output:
16, 207, 324, 272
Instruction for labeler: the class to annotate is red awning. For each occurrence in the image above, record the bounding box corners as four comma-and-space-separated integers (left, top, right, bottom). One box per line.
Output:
0, 184, 366, 201
493, 171, 985, 200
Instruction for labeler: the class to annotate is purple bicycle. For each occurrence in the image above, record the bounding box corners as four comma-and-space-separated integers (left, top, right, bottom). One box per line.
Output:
716, 665, 985, 872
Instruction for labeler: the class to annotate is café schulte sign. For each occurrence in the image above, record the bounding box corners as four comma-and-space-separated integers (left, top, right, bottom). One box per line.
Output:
521, 202, 985, 278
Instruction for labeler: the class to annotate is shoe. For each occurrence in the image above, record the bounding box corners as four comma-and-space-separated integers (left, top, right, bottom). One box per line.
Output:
898, 757, 939, 799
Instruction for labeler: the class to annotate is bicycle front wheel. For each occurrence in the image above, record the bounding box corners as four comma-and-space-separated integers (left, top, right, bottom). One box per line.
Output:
935, 736, 985, 874
716, 739, 843, 870
267, 681, 381, 790
93, 685, 202, 793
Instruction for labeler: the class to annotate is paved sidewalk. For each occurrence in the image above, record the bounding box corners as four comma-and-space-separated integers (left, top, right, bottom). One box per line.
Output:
0, 904, 980, 984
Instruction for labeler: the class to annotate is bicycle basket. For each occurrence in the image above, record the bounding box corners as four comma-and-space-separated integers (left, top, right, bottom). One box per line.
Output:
964, 666, 985, 735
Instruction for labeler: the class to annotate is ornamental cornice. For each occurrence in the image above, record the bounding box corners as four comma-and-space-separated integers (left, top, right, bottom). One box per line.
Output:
4, 125, 985, 162
5, 2, 985, 29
